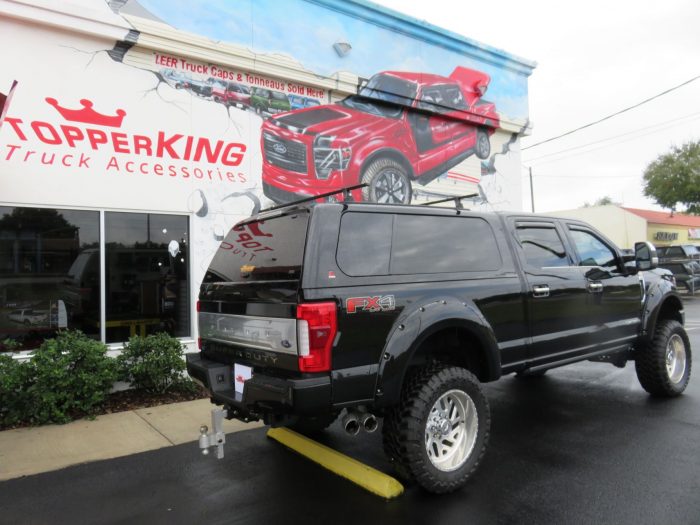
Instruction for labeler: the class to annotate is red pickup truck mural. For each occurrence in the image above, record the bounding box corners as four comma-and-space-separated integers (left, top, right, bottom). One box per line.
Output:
261, 67, 499, 204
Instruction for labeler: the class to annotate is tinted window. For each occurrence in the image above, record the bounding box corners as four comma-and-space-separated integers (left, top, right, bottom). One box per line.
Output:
359, 73, 417, 106
205, 213, 309, 283
442, 85, 468, 110
569, 229, 617, 268
417, 87, 444, 113
516, 226, 569, 268
667, 247, 684, 257
105, 212, 189, 342
391, 215, 500, 274
341, 96, 403, 119
0, 206, 100, 351
336, 213, 500, 276
337, 213, 392, 276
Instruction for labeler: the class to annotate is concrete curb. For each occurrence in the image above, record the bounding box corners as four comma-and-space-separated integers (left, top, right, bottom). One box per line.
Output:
0, 399, 262, 481
267, 427, 404, 499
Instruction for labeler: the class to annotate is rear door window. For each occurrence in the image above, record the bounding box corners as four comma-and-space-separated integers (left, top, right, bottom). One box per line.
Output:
515, 224, 569, 268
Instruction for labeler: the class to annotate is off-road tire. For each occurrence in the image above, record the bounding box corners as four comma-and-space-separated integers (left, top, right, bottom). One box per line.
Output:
361, 158, 412, 204
383, 364, 490, 493
635, 319, 692, 397
383, 363, 444, 482
288, 412, 339, 435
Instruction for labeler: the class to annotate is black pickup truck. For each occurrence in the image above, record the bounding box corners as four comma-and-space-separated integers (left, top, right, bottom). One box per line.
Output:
187, 200, 691, 493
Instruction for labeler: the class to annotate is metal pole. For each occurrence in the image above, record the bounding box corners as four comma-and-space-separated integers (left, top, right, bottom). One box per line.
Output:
529, 167, 535, 213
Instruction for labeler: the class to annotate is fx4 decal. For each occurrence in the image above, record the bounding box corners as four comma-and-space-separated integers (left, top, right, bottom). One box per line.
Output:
346, 295, 396, 314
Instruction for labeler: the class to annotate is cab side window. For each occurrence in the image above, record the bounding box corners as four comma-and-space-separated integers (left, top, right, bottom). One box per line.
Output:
441, 85, 468, 110
516, 225, 569, 268
569, 228, 617, 268
416, 87, 444, 113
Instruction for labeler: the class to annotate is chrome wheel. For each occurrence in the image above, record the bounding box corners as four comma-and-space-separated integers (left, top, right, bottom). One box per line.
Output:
374, 170, 409, 204
665, 334, 687, 384
635, 319, 691, 397
425, 389, 478, 472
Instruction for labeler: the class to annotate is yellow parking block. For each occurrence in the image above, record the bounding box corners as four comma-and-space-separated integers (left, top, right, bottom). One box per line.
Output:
266, 427, 404, 499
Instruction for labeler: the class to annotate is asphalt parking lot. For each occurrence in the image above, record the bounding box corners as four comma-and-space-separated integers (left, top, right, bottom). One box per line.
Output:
2, 297, 699, 525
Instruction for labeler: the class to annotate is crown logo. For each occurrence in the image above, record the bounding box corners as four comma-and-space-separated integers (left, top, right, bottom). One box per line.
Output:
45, 97, 126, 127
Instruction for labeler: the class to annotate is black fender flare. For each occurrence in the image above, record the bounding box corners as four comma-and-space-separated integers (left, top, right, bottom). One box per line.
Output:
640, 276, 684, 344
373, 298, 501, 408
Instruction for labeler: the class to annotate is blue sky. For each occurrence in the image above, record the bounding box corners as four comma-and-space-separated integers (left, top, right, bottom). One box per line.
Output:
138, 0, 530, 119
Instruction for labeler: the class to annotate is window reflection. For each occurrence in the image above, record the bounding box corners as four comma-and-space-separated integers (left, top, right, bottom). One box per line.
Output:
105, 212, 189, 343
0, 207, 100, 351
517, 226, 569, 268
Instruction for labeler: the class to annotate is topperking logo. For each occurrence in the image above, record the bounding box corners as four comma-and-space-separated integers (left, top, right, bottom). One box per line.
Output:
1, 97, 248, 182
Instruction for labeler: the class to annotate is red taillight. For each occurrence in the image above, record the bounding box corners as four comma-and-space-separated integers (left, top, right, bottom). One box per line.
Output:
296, 302, 337, 372
197, 337, 203, 350
196, 300, 201, 312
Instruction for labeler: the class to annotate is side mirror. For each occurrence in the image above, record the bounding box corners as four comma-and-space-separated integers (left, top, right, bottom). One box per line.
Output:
635, 241, 658, 271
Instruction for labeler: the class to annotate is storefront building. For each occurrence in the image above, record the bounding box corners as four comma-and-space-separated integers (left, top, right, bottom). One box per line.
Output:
627, 208, 700, 247
0, 0, 535, 353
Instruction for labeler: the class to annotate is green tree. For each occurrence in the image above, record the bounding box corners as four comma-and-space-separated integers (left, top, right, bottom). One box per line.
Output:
582, 196, 618, 208
643, 141, 700, 214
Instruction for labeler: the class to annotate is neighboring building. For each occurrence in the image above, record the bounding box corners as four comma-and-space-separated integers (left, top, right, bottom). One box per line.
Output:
549, 205, 700, 249
0, 0, 535, 353
623, 208, 700, 247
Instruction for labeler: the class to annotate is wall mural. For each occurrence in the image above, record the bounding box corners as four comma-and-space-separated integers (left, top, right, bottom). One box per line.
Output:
122, 0, 531, 210
260, 67, 499, 205
0, 0, 531, 347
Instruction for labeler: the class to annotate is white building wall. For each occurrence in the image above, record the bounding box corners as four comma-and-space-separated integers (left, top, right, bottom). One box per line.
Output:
0, 0, 534, 351
547, 205, 648, 249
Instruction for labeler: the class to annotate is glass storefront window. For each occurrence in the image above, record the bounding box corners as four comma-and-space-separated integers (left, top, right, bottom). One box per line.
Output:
105, 212, 189, 343
0, 206, 100, 351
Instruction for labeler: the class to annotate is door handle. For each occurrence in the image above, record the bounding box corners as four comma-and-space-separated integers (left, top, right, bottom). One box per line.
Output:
532, 285, 550, 298
588, 282, 604, 293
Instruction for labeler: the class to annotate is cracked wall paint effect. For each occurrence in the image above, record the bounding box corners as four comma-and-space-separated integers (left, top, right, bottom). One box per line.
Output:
67, 34, 261, 282
0, 19, 265, 286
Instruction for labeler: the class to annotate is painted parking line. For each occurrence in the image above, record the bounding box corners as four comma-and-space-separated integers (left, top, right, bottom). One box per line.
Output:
266, 428, 404, 499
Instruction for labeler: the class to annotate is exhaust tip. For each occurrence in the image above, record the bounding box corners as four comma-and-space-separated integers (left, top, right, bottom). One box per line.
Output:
361, 414, 378, 433
342, 412, 361, 435
344, 419, 360, 435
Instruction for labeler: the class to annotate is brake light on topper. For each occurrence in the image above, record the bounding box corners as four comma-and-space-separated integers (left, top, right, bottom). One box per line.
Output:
296, 302, 337, 372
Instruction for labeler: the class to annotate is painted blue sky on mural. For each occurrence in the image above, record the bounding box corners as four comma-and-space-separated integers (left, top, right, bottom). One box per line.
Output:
138, 0, 530, 119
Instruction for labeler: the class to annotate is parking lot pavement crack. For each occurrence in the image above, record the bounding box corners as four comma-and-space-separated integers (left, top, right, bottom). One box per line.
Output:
133, 410, 176, 446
